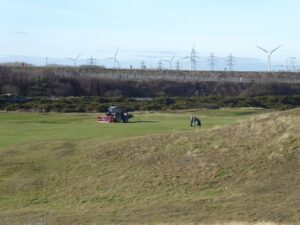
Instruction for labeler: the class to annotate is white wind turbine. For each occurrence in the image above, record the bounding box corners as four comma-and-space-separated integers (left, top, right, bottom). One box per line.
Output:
104, 48, 121, 69
255, 45, 283, 72
65, 53, 83, 67
162, 55, 176, 70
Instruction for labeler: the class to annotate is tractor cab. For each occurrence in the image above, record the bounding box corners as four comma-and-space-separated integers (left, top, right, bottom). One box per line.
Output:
98, 106, 133, 123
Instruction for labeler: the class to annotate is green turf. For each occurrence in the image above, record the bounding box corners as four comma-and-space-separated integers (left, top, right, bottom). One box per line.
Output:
0, 108, 267, 149
1, 108, 299, 225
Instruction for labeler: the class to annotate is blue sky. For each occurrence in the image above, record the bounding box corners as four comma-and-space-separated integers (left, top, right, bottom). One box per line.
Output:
0, 0, 299, 70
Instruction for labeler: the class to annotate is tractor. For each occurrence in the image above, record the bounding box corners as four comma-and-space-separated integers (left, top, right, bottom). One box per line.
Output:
97, 106, 133, 123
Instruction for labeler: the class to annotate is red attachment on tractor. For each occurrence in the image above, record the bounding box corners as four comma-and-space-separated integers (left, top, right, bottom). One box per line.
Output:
97, 116, 113, 123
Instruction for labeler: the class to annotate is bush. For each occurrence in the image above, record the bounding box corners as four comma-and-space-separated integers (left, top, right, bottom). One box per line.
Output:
5, 104, 18, 111
97, 104, 108, 112
1, 96, 300, 112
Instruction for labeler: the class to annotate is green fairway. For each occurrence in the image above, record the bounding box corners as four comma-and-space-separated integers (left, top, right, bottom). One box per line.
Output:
0, 108, 299, 225
0, 108, 266, 149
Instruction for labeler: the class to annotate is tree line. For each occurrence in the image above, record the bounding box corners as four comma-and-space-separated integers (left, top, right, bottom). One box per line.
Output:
1, 67, 300, 97
1, 96, 300, 113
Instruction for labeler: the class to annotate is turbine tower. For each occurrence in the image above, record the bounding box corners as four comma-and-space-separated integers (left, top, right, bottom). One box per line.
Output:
255, 45, 283, 72
65, 53, 82, 67
104, 48, 121, 69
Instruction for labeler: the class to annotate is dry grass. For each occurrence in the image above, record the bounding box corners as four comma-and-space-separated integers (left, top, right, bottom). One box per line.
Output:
155, 223, 292, 225
0, 109, 299, 225
2, 221, 296, 225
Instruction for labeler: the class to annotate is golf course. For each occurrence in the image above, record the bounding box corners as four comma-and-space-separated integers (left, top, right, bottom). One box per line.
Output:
0, 109, 264, 148
0, 108, 299, 225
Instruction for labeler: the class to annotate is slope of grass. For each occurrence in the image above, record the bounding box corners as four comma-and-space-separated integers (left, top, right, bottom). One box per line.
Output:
1, 108, 299, 225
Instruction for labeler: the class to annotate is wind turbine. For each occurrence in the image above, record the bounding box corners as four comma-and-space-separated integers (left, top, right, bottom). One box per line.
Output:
255, 45, 283, 72
65, 53, 82, 67
104, 48, 121, 69
161, 55, 176, 70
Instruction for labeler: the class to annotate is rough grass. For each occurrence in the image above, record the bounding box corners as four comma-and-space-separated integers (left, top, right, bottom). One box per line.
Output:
0, 108, 299, 225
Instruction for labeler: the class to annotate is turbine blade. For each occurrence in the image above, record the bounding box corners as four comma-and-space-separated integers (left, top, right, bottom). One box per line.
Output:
180, 57, 190, 60
104, 57, 113, 60
115, 47, 120, 58
255, 45, 269, 53
75, 53, 83, 60
65, 57, 74, 61
270, 45, 283, 54
171, 55, 176, 61
115, 59, 121, 67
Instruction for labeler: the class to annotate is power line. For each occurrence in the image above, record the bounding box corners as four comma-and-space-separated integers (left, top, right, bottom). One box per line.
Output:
141, 60, 146, 69
176, 61, 180, 70
227, 53, 235, 71
162, 55, 176, 70
208, 53, 217, 71
158, 60, 163, 70
87, 56, 96, 66
289, 57, 297, 72
190, 45, 198, 71
180, 45, 200, 71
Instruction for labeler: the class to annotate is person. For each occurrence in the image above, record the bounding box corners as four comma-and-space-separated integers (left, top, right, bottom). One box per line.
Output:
189, 115, 195, 127
189, 115, 201, 127
195, 117, 201, 127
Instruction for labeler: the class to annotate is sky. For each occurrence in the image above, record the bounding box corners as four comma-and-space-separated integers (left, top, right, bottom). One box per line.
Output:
0, 0, 299, 70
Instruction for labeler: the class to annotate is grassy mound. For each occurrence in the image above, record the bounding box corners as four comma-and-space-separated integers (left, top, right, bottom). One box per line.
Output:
0, 109, 299, 225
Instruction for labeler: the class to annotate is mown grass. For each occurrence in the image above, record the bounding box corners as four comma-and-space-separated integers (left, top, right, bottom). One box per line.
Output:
1, 108, 299, 225
0, 108, 266, 148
